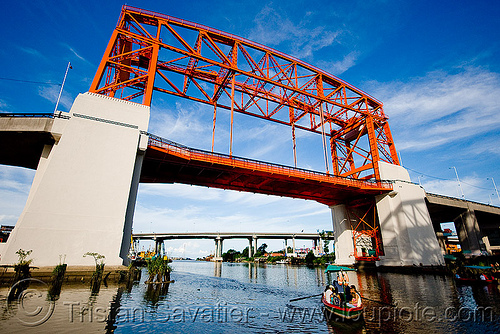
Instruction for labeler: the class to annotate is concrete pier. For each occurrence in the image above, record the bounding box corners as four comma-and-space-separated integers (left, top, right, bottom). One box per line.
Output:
213, 237, 223, 261
331, 204, 355, 265
375, 162, 444, 266
332, 162, 445, 267
0, 93, 149, 267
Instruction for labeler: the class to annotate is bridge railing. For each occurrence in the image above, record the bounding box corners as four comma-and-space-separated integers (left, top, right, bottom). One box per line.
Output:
147, 134, 393, 190
0, 112, 70, 119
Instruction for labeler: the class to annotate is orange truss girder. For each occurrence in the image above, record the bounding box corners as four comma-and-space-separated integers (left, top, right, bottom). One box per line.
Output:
90, 5, 399, 181
346, 200, 384, 259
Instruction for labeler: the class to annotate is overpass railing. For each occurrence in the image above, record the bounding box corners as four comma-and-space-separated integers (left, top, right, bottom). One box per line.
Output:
148, 134, 393, 190
0, 112, 70, 119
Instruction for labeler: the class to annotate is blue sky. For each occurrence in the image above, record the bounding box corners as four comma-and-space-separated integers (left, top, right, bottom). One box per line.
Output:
1, 1, 500, 258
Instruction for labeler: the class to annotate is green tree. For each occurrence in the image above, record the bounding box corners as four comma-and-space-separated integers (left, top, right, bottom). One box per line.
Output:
241, 246, 249, 258
319, 231, 333, 254
255, 243, 268, 257
305, 250, 316, 265
222, 249, 240, 262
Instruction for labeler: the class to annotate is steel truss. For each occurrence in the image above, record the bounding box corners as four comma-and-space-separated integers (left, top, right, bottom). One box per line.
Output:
346, 199, 384, 261
90, 5, 399, 181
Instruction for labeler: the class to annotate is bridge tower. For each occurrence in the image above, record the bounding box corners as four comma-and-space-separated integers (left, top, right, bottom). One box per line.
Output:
0, 93, 149, 266
332, 162, 444, 266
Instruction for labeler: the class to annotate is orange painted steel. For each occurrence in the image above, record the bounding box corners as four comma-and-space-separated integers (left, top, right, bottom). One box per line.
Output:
141, 136, 393, 206
346, 200, 384, 260
90, 5, 400, 183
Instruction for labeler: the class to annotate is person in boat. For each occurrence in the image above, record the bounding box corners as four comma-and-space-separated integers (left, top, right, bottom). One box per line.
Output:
341, 270, 351, 301
335, 272, 344, 293
479, 273, 493, 281
346, 285, 362, 308
341, 270, 350, 287
344, 283, 352, 304
330, 287, 343, 306
323, 285, 334, 303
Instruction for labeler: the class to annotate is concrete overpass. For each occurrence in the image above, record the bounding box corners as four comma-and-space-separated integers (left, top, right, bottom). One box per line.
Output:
0, 113, 64, 169
133, 232, 334, 260
426, 193, 500, 256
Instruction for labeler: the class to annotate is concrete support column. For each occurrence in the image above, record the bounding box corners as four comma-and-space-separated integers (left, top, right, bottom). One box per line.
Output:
331, 204, 355, 265
375, 161, 445, 267
155, 239, 162, 256
284, 239, 288, 257
292, 237, 296, 255
219, 239, 223, 258
214, 237, 223, 261
455, 206, 484, 256
253, 237, 258, 255
483, 236, 492, 255
318, 238, 324, 255
435, 232, 447, 255
248, 238, 253, 257
0, 92, 150, 266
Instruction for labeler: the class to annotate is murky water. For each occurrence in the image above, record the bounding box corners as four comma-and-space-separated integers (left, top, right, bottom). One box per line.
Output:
1, 261, 499, 333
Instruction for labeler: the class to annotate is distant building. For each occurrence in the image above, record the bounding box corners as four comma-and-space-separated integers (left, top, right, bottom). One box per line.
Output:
265, 252, 284, 257
0, 225, 14, 243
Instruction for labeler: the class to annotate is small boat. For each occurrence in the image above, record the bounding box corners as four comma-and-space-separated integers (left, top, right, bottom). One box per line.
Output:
322, 265, 364, 321
322, 295, 363, 321
454, 265, 498, 285
455, 277, 496, 285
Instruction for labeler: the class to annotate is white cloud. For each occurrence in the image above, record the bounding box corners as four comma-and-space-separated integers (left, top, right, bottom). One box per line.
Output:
133, 189, 332, 258
149, 99, 309, 166
134, 183, 332, 238
248, 4, 342, 61
317, 51, 359, 76
139, 183, 223, 202
67, 46, 86, 62
62, 43, 94, 67
149, 102, 215, 150
37, 85, 73, 111
234, 122, 292, 161
0, 166, 35, 225
420, 174, 497, 205
370, 67, 500, 152
0, 100, 10, 113
18, 46, 46, 60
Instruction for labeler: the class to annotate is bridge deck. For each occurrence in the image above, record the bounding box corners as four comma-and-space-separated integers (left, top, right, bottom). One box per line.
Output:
0, 115, 56, 169
0, 115, 392, 206
140, 136, 392, 206
133, 232, 333, 240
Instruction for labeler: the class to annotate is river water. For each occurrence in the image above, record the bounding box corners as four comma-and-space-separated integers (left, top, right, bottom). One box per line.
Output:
1, 261, 499, 333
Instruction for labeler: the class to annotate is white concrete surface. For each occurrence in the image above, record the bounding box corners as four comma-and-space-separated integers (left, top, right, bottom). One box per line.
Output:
331, 204, 356, 265
330, 162, 445, 267
0, 93, 149, 267
376, 162, 445, 266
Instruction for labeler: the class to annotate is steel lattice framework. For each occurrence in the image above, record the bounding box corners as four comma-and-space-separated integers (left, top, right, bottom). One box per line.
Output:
90, 5, 399, 182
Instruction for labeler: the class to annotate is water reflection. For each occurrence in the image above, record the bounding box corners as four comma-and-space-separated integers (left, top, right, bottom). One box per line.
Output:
248, 262, 257, 280
0, 262, 499, 333
214, 261, 222, 277
105, 286, 123, 333
144, 282, 170, 305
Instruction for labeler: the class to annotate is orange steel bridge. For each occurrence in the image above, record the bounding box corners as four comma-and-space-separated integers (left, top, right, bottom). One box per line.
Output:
141, 135, 393, 206
90, 6, 400, 261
